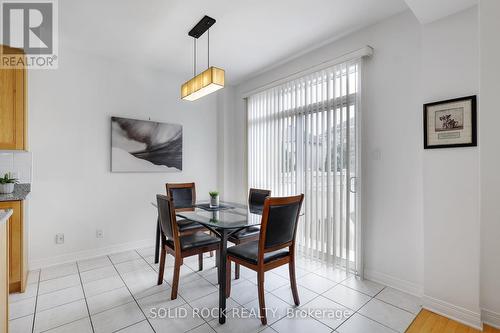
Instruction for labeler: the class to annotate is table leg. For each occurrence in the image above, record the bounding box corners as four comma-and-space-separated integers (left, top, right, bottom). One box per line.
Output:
154, 216, 160, 264
218, 230, 228, 324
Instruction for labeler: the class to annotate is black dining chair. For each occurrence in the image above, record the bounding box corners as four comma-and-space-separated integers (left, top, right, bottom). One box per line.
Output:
166, 183, 208, 235
155, 183, 210, 265
156, 194, 220, 300
228, 188, 271, 279
225, 194, 304, 325
167, 182, 217, 262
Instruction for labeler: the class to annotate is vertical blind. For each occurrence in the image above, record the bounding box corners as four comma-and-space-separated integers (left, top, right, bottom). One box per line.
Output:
247, 59, 361, 274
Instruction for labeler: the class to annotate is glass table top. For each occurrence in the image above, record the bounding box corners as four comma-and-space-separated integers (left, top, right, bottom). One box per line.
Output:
176, 203, 263, 229
151, 201, 264, 229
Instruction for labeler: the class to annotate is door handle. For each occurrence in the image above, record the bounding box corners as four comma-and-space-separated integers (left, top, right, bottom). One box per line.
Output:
349, 177, 357, 193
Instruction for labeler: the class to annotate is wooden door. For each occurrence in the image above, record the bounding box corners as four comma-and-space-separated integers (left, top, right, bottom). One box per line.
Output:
0, 45, 26, 150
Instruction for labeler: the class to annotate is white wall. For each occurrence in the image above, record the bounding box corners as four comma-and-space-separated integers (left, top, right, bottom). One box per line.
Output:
420, 8, 481, 327
28, 45, 219, 268
226, 11, 425, 294
479, 0, 500, 327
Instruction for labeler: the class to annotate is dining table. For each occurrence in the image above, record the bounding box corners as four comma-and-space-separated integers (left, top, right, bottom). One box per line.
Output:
152, 201, 263, 324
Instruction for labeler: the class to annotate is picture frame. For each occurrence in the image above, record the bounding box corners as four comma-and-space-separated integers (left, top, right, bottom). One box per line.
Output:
423, 95, 477, 149
111, 117, 183, 172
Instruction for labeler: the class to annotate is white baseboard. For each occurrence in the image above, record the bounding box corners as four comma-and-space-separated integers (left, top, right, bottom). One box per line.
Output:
422, 295, 482, 330
364, 268, 423, 297
482, 308, 500, 329
29, 238, 154, 270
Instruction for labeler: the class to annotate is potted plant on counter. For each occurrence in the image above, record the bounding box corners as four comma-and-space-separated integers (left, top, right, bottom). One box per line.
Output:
209, 191, 219, 208
0, 173, 18, 194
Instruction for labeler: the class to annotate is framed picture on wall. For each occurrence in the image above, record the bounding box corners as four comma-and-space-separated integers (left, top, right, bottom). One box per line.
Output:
111, 117, 183, 172
423, 95, 477, 149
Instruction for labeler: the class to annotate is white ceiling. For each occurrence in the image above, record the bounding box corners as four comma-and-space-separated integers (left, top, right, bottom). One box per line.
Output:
60, 0, 409, 84
404, 0, 478, 24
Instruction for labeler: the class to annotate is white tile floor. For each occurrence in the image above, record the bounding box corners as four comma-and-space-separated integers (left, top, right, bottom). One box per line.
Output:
9, 247, 422, 333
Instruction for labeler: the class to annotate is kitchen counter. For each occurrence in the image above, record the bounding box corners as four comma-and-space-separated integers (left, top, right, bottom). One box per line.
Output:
0, 183, 30, 202
0, 209, 12, 225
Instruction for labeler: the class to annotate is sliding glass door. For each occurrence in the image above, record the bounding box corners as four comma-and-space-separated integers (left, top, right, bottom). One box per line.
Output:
247, 60, 362, 276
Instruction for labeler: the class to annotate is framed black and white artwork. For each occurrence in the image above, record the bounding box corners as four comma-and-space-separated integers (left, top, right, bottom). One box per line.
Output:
423, 96, 477, 149
111, 117, 182, 172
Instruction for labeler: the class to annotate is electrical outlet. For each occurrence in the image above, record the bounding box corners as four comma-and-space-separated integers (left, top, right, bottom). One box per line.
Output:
55, 233, 64, 244
96, 229, 103, 239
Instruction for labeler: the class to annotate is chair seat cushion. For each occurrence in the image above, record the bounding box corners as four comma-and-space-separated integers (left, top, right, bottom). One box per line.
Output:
229, 227, 260, 241
227, 240, 289, 264
177, 219, 205, 232
167, 232, 219, 251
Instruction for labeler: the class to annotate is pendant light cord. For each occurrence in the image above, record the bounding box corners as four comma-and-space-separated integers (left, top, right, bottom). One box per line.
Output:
193, 38, 197, 76
193, 26, 211, 76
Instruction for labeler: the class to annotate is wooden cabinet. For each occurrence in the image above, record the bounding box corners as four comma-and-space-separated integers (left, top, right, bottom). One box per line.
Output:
0, 212, 9, 333
0, 45, 27, 150
0, 201, 26, 293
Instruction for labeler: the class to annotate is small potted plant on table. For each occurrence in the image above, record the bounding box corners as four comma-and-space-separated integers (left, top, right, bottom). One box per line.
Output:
0, 173, 18, 194
209, 191, 219, 208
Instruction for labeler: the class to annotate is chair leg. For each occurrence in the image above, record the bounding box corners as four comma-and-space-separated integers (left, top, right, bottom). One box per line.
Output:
171, 256, 181, 300
235, 263, 240, 279
157, 247, 166, 285
154, 217, 160, 264
225, 259, 231, 298
257, 270, 267, 325
210, 232, 215, 258
198, 253, 203, 271
289, 258, 300, 306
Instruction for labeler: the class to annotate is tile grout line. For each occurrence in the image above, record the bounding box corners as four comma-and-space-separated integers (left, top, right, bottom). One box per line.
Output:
262, 262, 358, 331
354, 292, 417, 333
76, 261, 96, 333
134, 249, 171, 285
38, 316, 91, 333
185, 321, 213, 333
133, 249, 218, 331
38, 272, 78, 284
37, 283, 82, 298
33, 297, 86, 316
109, 253, 158, 333
272, 282, 340, 331
333, 285, 409, 333
31, 270, 41, 333
54, 298, 137, 319
330, 285, 378, 333
35, 261, 121, 291
109, 319, 149, 333
375, 297, 420, 315
372, 294, 422, 316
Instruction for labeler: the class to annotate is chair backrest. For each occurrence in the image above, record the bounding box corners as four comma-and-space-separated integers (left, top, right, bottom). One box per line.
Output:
248, 188, 271, 213
166, 183, 196, 211
156, 194, 180, 248
258, 194, 304, 255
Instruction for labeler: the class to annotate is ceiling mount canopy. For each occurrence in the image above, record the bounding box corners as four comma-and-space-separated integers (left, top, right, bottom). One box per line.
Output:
181, 15, 225, 101
188, 15, 216, 38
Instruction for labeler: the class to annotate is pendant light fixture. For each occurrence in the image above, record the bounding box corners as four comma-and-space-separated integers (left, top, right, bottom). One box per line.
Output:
181, 15, 225, 101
